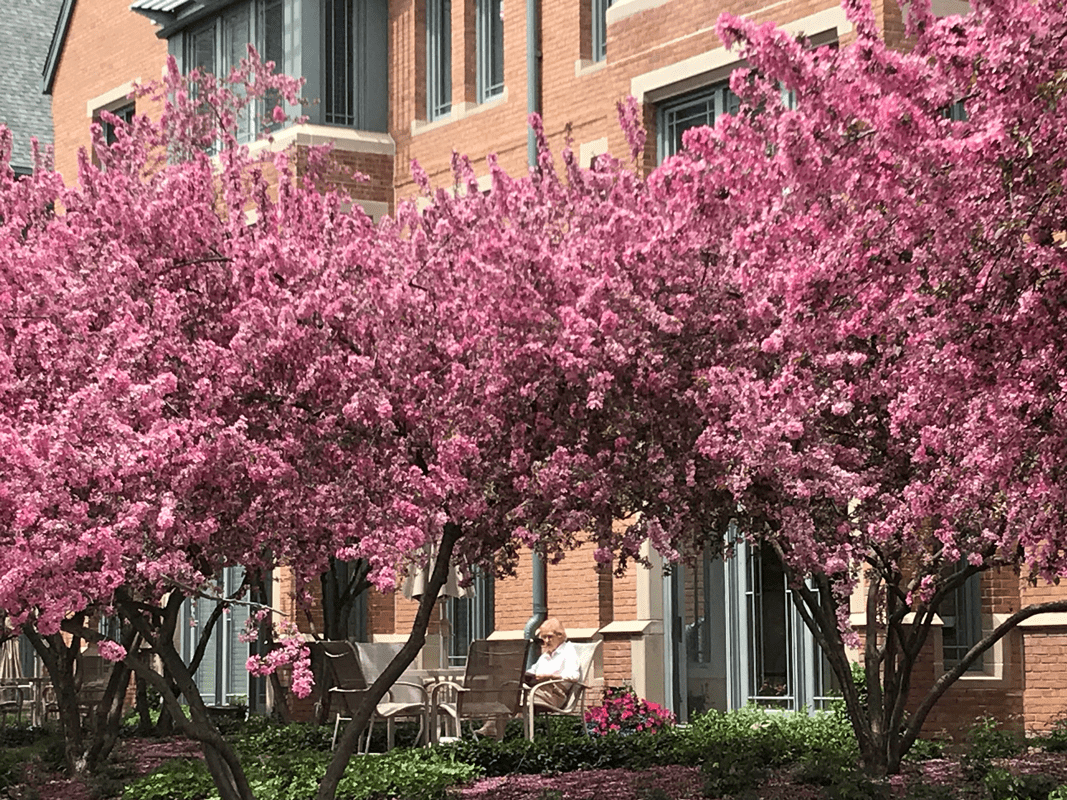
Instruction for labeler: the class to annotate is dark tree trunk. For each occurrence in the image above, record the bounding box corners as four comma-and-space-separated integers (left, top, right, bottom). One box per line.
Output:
24, 622, 88, 775
85, 623, 140, 771
315, 523, 463, 800
777, 540, 1067, 777
107, 591, 258, 800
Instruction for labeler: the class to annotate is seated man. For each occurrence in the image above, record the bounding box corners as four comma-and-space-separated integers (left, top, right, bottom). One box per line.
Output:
474, 617, 579, 738
525, 618, 580, 710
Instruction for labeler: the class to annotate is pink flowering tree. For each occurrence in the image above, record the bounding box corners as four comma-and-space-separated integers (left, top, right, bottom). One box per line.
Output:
555, 0, 1067, 777
0, 50, 324, 793
0, 43, 712, 800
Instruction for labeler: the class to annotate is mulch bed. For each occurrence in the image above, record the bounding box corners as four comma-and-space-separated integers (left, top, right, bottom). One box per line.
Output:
19, 739, 1067, 800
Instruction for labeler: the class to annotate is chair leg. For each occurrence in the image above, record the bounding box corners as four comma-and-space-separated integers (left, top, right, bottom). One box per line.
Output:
363, 717, 375, 754
332, 714, 343, 750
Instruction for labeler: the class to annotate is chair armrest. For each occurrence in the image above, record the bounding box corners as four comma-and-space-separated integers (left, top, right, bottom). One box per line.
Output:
526, 678, 589, 712
428, 680, 466, 704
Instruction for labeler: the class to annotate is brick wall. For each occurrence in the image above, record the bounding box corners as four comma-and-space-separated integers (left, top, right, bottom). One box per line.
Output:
391, 0, 847, 200
49, 0, 167, 183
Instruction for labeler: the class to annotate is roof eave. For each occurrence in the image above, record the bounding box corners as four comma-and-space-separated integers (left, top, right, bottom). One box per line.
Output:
41, 0, 75, 95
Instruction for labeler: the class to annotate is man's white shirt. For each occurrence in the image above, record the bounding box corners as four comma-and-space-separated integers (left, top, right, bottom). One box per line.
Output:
531, 639, 580, 680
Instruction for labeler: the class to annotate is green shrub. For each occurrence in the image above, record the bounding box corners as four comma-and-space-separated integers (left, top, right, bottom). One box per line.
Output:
123, 744, 480, 800
701, 744, 768, 798
982, 768, 1058, 800
962, 716, 1023, 781
902, 781, 956, 800
904, 738, 945, 762
122, 758, 213, 800
231, 716, 334, 755
1037, 714, 1067, 754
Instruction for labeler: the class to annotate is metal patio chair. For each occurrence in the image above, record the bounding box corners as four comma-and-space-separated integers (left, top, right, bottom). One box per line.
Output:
523, 639, 602, 740
315, 640, 429, 752
429, 638, 529, 743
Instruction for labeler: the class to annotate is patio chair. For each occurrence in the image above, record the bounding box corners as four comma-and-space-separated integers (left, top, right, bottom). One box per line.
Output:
314, 640, 430, 752
429, 638, 530, 743
523, 639, 602, 740
353, 642, 431, 751
313, 641, 367, 750
0, 681, 29, 727
42, 652, 110, 722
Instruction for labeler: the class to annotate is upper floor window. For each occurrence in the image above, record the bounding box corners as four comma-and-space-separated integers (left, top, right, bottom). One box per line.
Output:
591, 0, 612, 62
136, 0, 389, 134
476, 0, 504, 102
657, 81, 740, 162
101, 103, 135, 146
426, 0, 452, 120
320, 0, 390, 130
185, 0, 285, 141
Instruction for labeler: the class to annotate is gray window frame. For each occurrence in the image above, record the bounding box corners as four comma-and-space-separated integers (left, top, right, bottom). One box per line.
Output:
591, 0, 611, 62
180, 567, 254, 707
941, 569, 984, 673
426, 0, 452, 120
476, 0, 503, 102
446, 571, 494, 667
656, 81, 740, 163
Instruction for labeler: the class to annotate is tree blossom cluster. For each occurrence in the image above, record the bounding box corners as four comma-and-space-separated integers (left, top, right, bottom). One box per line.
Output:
241, 611, 313, 698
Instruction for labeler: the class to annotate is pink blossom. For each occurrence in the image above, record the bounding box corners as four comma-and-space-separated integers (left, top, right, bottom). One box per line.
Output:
97, 640, 127, 662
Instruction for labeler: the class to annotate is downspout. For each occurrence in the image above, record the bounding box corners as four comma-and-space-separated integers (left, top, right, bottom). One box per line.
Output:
525, 0, 542, 166
522, 0, 548, 664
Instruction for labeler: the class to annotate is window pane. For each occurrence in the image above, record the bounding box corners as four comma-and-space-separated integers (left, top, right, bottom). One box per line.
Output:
591, 0, 612, 62
190, 25, 215, 74
224, 568, 250, 704
325, 0, 355, 124
263, 0, 286, 130
447, 572, 494, 667
263, 0, 285, 71
427, 0, 452, 119
102, 103, 135, 145
659, 83, 740, 161
477, 0, 503, 101
747, 546, 794, 709
943, 569, 983, 672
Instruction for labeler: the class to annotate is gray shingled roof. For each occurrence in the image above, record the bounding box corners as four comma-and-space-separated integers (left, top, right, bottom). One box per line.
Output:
0, 0, 64, 173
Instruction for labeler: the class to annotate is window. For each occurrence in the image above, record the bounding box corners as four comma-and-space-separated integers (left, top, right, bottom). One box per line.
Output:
321, 0, 390, 130
324, 0, 356, 124
101, 103, 135, 146
446, 571, 494, 667
657, 81, 740, 161
476, 0, 504, 102
591, 0, 612, 62
942, 570, 983, 672
745, 545, 794, 707
182, 0, 286, 142
181, 567, 253, 706
426, 0, 452, 120
666, 534, 835, 721
139, 0, 389, 134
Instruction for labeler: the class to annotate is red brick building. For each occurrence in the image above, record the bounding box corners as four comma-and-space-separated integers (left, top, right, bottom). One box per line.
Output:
41, 0, 1067, 735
